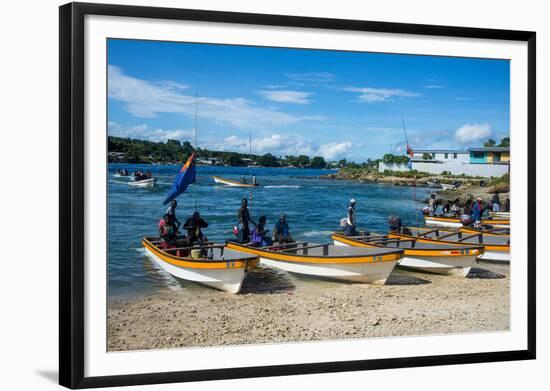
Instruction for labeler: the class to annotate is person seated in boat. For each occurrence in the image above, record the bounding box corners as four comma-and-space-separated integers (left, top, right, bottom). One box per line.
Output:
344, 198, 358, 236
183, 211, 209, 245
472, 197, 484, 229
158, 214, 178, 248
237, 198, 255, 243
442, 200, 451, 214
450, 198, 460, 216
145, 171, 152, 179
241, 176, 248, 184
251, 216, 272, 247
428, 194, 437, 216
273, 214, 294, 244
165, 199, 181, 227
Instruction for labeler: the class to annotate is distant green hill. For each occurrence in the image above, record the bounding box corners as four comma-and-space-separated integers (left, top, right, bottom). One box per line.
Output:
107, 136, 331, 168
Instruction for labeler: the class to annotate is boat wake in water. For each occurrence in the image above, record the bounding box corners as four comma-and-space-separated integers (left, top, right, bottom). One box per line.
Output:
264, 185, 301, 189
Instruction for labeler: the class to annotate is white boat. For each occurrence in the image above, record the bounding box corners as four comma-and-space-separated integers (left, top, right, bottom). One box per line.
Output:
490, 211, 511, 219
128, 178, 157, 188
227, 241, 403, 285
440, 183, 458, 190
388, 227, 510, 263
332, 232, 484, 277
212, 175, 260, 188
142, 237, 259, 294
424, 215, 510, 229
426, 181, 442, 188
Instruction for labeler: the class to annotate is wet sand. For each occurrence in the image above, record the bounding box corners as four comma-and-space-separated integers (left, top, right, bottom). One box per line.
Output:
107, 261, 509, 351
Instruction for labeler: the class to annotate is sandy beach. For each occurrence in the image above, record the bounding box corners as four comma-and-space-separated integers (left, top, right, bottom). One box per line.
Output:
108, 261, 509, 351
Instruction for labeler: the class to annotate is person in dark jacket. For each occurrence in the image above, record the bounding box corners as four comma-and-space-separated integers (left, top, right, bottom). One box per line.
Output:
183, 211, 208, 245
237, 198, 256, 243
273, 214, 293, 244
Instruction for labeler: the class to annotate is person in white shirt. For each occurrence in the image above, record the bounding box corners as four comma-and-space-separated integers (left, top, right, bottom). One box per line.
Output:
345, 198, 357, 236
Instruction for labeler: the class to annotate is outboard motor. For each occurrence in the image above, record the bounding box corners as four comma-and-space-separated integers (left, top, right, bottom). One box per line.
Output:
460, 214, 473, 226
388, 215, 402, 232
422, 205, 431, 215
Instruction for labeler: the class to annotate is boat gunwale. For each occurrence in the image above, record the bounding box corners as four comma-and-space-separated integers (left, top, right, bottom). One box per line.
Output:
331, 233, 485, 256
142, 237, 259, 269
424, 216, 510, 224
460, 226, 511, 236
226, 240, 403, 264
386, 232, 509, 252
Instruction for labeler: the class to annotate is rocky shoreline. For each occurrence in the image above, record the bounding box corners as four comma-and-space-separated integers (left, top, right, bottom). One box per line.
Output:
321, 170, 509, 206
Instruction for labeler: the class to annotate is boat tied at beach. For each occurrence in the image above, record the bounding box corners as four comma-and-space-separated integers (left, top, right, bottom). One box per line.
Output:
332, 231, 484, 277
142, 237, 259, 293
424, 215, 510, 228
387, 227, 510, 263
226, 241, 404, 284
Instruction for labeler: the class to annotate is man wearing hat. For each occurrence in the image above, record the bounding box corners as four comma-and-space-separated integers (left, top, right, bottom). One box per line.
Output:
345, 198, 358, 236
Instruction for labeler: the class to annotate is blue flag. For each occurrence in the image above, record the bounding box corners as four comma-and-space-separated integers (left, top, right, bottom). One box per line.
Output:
163, 152, 196, 205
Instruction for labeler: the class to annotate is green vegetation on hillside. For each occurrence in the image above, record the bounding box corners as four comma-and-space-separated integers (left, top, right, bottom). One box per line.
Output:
108, 136, 336, 168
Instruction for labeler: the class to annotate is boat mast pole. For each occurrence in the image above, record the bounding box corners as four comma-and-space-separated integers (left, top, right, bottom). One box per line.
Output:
194, 92, 198, 212
401, 115, 419, 228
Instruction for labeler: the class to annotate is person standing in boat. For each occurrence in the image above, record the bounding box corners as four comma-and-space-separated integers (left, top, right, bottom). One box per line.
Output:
428, 194, 437, 216
183, 211, 209, 245
273, 214, 294, 244
472, 197, 484, 228
165, 199, 181, 228
252, 175, 257, 185
237, 198, 255, 243
251, 216, 272, 247
345, 198, 358, 236
492, 192, 501, 212
158, 214, 178, 249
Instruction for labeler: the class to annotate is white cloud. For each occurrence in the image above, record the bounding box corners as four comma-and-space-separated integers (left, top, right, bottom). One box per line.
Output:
454, 123, 492, 145
203, 133, 352, 160
108, 122, 194, 143
343, 87, 421, 103
317, 142, 353, 160
108, 65, 321, 129
285, 72, 336, 83
257, 90, 313, 104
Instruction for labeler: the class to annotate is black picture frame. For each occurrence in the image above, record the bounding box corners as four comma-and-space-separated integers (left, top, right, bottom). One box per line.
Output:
59, 2, 536, 389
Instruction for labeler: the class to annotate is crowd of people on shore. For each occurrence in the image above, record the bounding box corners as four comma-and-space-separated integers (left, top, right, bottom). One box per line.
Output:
426, 192, 510, 228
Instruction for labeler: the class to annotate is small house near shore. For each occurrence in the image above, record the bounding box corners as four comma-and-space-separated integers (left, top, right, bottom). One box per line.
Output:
379, 147, 510, 177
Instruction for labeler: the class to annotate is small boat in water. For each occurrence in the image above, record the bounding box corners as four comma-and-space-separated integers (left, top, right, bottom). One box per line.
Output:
212, 175, 260, 187
332, 231, 484, 277
142, 237, 259, 293
387, 227, 510, 263
424, 215, 510, 228
441, 183, 458, 190
426, 180, 442, 189
128, 178, 157, 188
226, 241, 403, 284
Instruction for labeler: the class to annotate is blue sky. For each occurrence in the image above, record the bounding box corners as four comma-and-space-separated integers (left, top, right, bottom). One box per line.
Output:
107, 39, 510, 162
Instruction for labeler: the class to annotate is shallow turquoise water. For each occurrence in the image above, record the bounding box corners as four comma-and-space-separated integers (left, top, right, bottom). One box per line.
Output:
108, 163, 431, 298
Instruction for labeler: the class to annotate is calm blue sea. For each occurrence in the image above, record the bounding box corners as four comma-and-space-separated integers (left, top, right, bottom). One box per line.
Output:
108, 163, 431, 298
